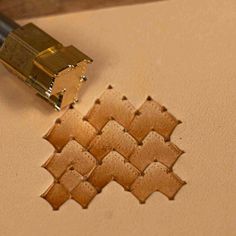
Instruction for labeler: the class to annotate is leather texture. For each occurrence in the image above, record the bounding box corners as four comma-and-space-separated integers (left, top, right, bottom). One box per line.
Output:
43, 88, 185, 209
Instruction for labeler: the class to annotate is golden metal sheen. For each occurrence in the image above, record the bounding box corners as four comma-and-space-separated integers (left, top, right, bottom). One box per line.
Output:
0, 23, 92, 110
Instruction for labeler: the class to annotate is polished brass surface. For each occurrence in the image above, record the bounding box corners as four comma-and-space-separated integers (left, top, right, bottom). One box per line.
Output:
0, 23, 92, 110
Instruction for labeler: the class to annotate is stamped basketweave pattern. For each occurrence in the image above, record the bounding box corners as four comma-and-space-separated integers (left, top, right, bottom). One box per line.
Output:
42, 86, 186, 210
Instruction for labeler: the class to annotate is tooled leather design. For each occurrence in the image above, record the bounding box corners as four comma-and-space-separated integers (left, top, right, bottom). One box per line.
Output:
42, 86, 185, 210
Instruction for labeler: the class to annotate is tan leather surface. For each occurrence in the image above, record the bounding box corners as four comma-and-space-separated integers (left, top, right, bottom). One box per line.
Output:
0, 0, 236, 235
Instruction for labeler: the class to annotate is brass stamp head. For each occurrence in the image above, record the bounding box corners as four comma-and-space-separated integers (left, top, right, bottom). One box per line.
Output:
0, 23, 92, 110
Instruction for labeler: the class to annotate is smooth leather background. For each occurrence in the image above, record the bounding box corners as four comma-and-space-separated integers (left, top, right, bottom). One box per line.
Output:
0, 0, 236, 235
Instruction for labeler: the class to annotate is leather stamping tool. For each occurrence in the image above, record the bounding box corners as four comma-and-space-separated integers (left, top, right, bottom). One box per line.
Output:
0, 13, 92, 110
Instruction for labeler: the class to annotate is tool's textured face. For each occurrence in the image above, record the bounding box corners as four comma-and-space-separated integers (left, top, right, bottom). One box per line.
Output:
43, 86, 185, 210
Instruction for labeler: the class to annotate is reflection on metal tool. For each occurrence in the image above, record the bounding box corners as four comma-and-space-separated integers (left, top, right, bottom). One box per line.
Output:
0, 13, 92, 110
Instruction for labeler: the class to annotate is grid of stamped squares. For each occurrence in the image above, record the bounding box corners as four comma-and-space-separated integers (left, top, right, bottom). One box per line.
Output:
42, 86, 185, 210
